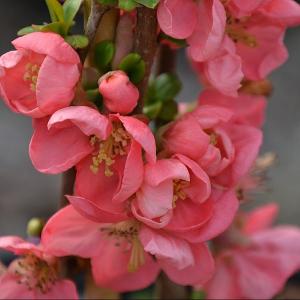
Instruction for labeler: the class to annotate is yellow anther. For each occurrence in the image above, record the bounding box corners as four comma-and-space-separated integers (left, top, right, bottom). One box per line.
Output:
90, 123, 131, 177
173, 179, 189, 207
23, 63, 40, 92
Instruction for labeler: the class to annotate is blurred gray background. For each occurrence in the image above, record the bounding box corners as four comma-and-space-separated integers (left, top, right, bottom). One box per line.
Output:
0, 0, 300, 237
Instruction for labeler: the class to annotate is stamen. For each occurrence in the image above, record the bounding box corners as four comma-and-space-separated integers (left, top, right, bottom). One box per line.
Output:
90, 123, 131, 177
12, 255, 57, 294
173, 179, 189, 207
23, 63, 40, 91
102, 221, 146, 272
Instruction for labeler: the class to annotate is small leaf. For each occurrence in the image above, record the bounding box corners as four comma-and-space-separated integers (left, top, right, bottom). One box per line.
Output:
143, 102, 162, 119
152, 73, 182, 102
159, 33, 188, 48
66, 34, 89, 48
119, 53, 145, 84
63, 0, 83, 30
94, 40, 115, 71
191, 290, 207, 300
46, 0, 64, 23
17, 26, 37, 36
86, 88, 103, 102
97, 0, 118, 4
158, 99, 178, 121
33, 22, 64, 34
118, 0, 137, 11
134, 0, 159, 8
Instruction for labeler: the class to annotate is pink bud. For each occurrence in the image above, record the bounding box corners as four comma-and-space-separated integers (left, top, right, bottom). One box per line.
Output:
98, 71, 139, 115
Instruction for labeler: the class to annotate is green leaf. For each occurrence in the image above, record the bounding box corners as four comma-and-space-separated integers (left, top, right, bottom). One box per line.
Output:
32, 22, 64, 34
118, 0, 137, 11
94, 40, 115, 71
134, 0, 159, 8
17, 26, 37, 36
143, 102, 162, 119
86, 88, 103, 102
152, 73, 182, 102
158, 99, 178, 121
191, 290, 206, 300
65, 34, 89, 48
97, 0, 118, 4
63, 0, 83, 30
45, 0, 64, 23
159, 33, 188, 48
119, 53, 145, 85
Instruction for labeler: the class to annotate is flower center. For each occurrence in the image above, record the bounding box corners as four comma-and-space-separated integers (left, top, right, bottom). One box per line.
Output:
101, 220, 145, 272
173, 179, 189, 207
204, 129, 218, 146
90, 123, 131, 177
221, 2, 258, 48
23, 63, 40, 91
12, 254, 57, 294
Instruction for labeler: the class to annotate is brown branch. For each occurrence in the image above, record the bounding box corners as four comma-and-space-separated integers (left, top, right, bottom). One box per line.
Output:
133, 7, 158, 113
157, 44, 176, 75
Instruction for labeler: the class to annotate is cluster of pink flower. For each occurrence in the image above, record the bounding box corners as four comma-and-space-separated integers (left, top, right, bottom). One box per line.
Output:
0, 0, 300, 299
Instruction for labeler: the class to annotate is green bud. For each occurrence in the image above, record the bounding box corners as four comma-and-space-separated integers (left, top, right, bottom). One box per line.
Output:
118, 0, 137, 11
134, 0, 160, 8
27, 218, 45, 237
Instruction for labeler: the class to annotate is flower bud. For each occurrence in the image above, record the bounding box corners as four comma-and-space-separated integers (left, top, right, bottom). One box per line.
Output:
98, 70, 139, 115
27, 218, 45, 237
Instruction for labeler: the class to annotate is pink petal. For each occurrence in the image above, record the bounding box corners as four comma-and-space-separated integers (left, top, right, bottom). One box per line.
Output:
41, 205, 103, 258
91, 239, 159, 292
213, 124, 263, 187
163, 117, 210, 160
243, 203, 279, 235
259, 0, 300, 27
75, 156, 125, 214
166, 198, 213, 233
139, 226, 194, 270
0, 236, 43, 258
48, 106, 111, 140
131, 200, 173, 229
29, 117, 93, 174
160, 243, 215, 286
176, 154, 211, 203
113, 141, 144, 203
199, 89, 267, 128
67, 195, 128, 223
12, 32, 80, 64
178, 189, 239, 243
236, 23, 288, 80
0, 273, 35, 299
36, 56, 80, 115
37, 280, 78, 299
188, 0, 226, 61
157, 0, 198, 39
118, 115, 156, 163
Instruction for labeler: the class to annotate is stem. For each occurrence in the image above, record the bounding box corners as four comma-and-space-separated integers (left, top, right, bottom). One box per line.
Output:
157, 44, 176, 75
133, 7, 158, 113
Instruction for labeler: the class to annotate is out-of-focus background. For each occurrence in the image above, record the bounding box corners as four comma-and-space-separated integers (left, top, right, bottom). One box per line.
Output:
0, 0, 300, 238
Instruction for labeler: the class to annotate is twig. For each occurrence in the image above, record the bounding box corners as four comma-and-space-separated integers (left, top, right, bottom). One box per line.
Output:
133, 6, 158, 113
157, 44, 176, 75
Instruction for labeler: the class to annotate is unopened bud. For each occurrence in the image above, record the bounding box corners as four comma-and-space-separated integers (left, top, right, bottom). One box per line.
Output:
27, 218, 45, 237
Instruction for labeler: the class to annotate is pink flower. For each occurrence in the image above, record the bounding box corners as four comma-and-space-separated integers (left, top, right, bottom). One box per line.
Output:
199, 89, 267, 128
98, 71, 139, 115
162, 105, 263, 187
158, 0, 226, 61
203, 203, 300, 299
30, 106, 156, 206
41, 204, 215, 291
0, 32, 81, 118
191, 37, 243, 96
0, 236, 78, 299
